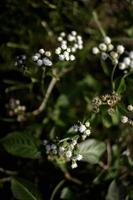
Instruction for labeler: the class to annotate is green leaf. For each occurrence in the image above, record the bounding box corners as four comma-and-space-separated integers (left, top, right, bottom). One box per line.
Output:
106, 180, 119, 200
0, 132, 41, 159
11, 178, 42, 200
117, 78, 126, 94
78, 139, 106, 164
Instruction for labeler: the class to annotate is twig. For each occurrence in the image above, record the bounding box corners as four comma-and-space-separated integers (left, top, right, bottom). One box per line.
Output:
64, 171, 82, 185
32, 67, 73, 116
50, 179, 65, 200
0, 167, 17, 176
0, 177, 11, 183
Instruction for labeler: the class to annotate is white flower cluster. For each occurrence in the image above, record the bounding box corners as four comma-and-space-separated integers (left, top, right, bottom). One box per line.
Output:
73, 121, 91, 140
119, 51, 133, 73
43, 138, 83, 169
55, 31, 83, 61
92, 36, 125, 65
6, 98, 26, 122
42, 120, 91, 169
32, 49, 52, 67
121, 104, 133, 125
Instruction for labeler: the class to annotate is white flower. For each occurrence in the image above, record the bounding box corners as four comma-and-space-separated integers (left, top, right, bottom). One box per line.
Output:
107, 44, 114, 51
123, 57, 131, 66
79, 124, 86, 133
85, 121, 90, 128
59, 54, 65, 61
60, 32, 66, 37
127, 105, 133, 112
121, 116, 128, 123
61, 44, 67, 50
45, 51, 51, 57
110, 51, 118, 59
71, 31, 77, 36
55, 47, 61, 55
129, 51, 133, 59
101, 52, 108, 60
32, 55, 38, 62
104, 36, 111, 45
92, 47, 99, 55
85, 129, 91, 136
99, 43, 107, 51
68, 34, 75, 42
58, 36, 63, 42
69, 55, 75, 61
66, 150, 72, 158
76, 154, 83, 161
71, 162, 78, 169
39, 49, 45, 54
43, 58, 52, 66
117, 45, 125, 54
119, 63, 126, 70
37, 59, 43, 66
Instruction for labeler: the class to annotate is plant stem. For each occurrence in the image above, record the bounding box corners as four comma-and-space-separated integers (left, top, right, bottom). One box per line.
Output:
111, 63, 117, 92
31, 67, 73, 116
32, 77, 57, 116
92, 11, 106, 38
106, 140, 112, 168
0, 167, 17, 176
64, 171, 82, 185
0, 177, 11, 183
50, 179, 65, 200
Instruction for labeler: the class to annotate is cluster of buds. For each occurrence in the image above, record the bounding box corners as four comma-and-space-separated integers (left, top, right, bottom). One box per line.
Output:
92, 36, 125, 65
32, 49, 52, 67
119, 51, 133, 73
92, 92, 121, 115
15, 55, 27, 67
73, 121, 91, 140
43, 121, 91, 169
6, 98, 26, 122
121, 104, 133, 126
55, 31, 83, 61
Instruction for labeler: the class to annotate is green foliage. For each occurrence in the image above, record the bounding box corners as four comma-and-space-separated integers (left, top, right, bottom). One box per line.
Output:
11, 178, 42, 200
79, 139, 106, 164
0, 132, 41, 159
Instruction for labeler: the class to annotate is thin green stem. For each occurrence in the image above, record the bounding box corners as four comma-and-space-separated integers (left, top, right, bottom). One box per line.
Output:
92, 11, 106, 38
0, 167, 17, 176
111, 64, 117, 92
50, 179, 65, 200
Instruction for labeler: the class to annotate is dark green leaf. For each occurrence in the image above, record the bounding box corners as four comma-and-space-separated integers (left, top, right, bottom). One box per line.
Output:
106, 180, 119, 200
0, 132, 41, 159
11, 178, 42, 200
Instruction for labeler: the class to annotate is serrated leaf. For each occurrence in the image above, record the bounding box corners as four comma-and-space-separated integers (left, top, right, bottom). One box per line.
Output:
106, 180, 119, 200
0, 132, 41, 159
11, 178, 42, 200
78, 139, 106, 164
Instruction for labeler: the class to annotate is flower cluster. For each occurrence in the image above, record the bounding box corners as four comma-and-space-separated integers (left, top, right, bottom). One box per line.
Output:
73, 121, 91, 140
43, 121, 91, 169
6, 98, 26, 122
15, 55, 27, 67
92, 92, 121, 115
119, 51, 133, 73
32, 49, 52, 67
121, 104, 133, 126
55, 31, 83, 61
92, 36, 125, 65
